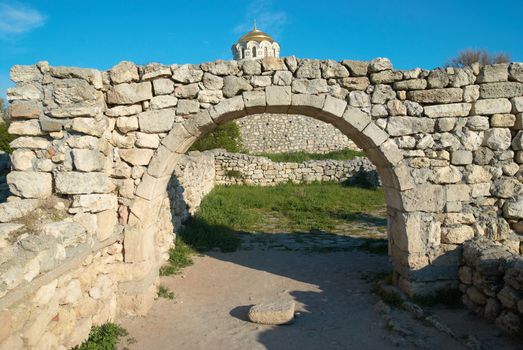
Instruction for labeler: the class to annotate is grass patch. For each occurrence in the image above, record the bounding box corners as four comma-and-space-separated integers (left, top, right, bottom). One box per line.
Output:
0, 122, 14, 154
72, 323, 127, 350
189, 122, 244, 152
412, 288, 462, 308
157, 285, 175, 300
224, 169, 244, 180
159, 237, 194, 276
192, 182, 385, 233
256, 149, 365, 163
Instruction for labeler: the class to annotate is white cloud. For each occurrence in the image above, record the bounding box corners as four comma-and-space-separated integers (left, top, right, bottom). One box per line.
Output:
234, 0, 287, 37
0, 2, 45, 37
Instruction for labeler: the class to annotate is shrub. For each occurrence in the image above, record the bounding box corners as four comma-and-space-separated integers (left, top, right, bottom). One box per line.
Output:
189, 122, 244, 152
72, 323, 127, 350
446, 48, 511, 67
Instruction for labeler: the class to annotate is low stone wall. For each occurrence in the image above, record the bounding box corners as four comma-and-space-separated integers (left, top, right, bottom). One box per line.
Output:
460, 238, 523, 334
236, 113, 359, 154
214, 151, 378, 187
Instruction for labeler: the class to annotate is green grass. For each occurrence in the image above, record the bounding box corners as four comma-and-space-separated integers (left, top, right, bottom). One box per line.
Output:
157, 285, 175, 300
72, 323, 127, 350
256, 149, 365, 163
189, 122, 245, 152
159, 237, 194, 276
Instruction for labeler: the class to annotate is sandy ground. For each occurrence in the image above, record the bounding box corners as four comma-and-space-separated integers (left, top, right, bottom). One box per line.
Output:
117, 233, 521, 350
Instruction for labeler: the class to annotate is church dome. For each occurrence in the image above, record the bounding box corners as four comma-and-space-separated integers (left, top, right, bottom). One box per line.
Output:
237, 28, 274, 44
232, 21, 280, 60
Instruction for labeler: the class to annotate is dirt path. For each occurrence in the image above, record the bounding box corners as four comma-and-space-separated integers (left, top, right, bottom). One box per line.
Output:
117, 233, 520, 350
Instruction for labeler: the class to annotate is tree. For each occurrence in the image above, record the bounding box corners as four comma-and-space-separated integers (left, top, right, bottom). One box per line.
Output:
0, 98, 6, 123
446, 48, 511, 68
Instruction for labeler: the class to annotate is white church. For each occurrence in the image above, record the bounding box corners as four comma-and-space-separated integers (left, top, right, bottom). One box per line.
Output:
232, 21, 281, 60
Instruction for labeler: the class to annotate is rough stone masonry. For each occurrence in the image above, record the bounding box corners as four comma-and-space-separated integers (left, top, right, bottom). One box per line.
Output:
1, 56, 523, 348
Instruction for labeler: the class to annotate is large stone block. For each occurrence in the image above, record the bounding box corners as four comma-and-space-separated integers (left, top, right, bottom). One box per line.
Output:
8, 101, 42, 119
0, 199, 39, 222
8, 120, 42, 136
423, 103, 471, 118
172, 64, 204, 83
472, 98, 512, 115
7, 172, 52, 198
138, 109, 175, 133
109, 61, 139, 84
477, 63, 509, 83
341, 60, 368, 76
119, 149, 154, 166
482, 128, 511, 150
291, 79, 328, 94
72, 149, 105, 172
386, 117, 435, 136
55, 172, 114, 194
479, 82, 523, 99
72, 194, 117, 213
402, 184, 445, 212
107, 82, 153, 105
266, 86, 291, 113
407, 88, 463, 104
96, 209, 117, 241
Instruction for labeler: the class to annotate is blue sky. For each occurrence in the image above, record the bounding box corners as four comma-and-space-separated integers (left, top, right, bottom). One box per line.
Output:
1, 0, 522, 100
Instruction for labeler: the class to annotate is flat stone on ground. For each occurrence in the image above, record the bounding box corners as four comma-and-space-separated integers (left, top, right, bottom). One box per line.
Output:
247, 300, 295, 325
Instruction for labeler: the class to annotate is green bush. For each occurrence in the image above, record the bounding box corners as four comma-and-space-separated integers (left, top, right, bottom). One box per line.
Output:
189, 122, 244, 152
72, 323, 127, 350
0, 123, 14, 154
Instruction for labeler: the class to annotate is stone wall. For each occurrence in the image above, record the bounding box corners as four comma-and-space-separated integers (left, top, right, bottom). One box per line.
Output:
214, 151, 378, 186
235, 113, 359, 153
2, 56, 523, 346
460, 238, 523, 334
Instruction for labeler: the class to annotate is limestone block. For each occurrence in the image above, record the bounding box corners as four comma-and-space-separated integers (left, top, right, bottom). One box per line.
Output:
320, 60, 349, 78
451, 150, 473, 165
467, 116, 489, 131
362, 123, 388, 147
153, 78, 175, 95
340, 77, 370, 91
463, 85, 480, 102
116, 116, 139, 133
0, 199, 38, 222
198, 90, 223, 104
119, 149, 154, 166
11, 149, 35, 171
7, 84, 42, 101
465, 165, 492, 184
176, 99, 200, 115
172, 64, 203, 83
423, 103, 471, 118
482, 128, 511, 150
72, 149, 105, 172
348, 91, 370, 107
341, 60, 368, 76
135, 132, 160, 149
174, 83, 199, 99
7, 171, 51, 198
266, 86, 291, 113
55, 172, 114, 194
288, 94, 325, 116
503, 196, 523, 219
402, 184, 445, 212
441, 225, 474, 244
96, 209, 117, 241
273, 70, 293, 86
369, 57, 392, 72
107, 82, 153, 104
142, 63, 172, 80
386, 117, 435, 136
472, 98, 512, 115
319, 95, 347, 119
8, 101, 42, 119
371, 84, 396, 104
251, 76, 272, 88
223, 76, 252, 98
370, 70, 402, 84
248, 301, 295, 325
150, 95, 178, 110
491, 178, 522, 198
10, 64, 42, 83
476, 63, 509, 83
386, 100, 407, 116
407, 88, 463, 104
72, 117, 106, 137
296, 59, 321, 78
202, 73, 224, 90
138, 109, 175, 133
491, 113, 515, 127
109, 61, 139, 84
201, 60, 239, 76
427, 70, 449, 88
243, 91, 266, 115
341, 106, 370, 131
106, 104, 142, 117
509, 62, 523, 83
446, 184, 471, 202
479, 82, 523, 99
291, 79, 328, 94
72, 194, 117, 213
21, 300, 59, 347
40, 221, 86, 246
393, 79, 427, 91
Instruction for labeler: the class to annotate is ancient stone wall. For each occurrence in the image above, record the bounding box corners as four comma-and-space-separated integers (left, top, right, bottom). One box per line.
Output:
214, 151, 377, 186
2, 56, 523, 346
460, 238, 523, 334
235, 114, 359, 153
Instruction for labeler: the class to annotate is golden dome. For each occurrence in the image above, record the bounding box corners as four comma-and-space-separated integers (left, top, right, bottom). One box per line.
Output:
237, 21, 274, 43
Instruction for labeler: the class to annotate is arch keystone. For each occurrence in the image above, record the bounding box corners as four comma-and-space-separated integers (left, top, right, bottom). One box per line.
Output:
243, 90, 266, 114
265, 86, 291, 113
289, 93, 325, 116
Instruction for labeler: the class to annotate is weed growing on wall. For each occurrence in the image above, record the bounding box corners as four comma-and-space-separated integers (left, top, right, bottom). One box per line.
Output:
72, 323, 128, 350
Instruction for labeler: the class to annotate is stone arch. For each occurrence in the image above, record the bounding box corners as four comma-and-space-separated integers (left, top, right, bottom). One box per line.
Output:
130, 91, 432, 296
